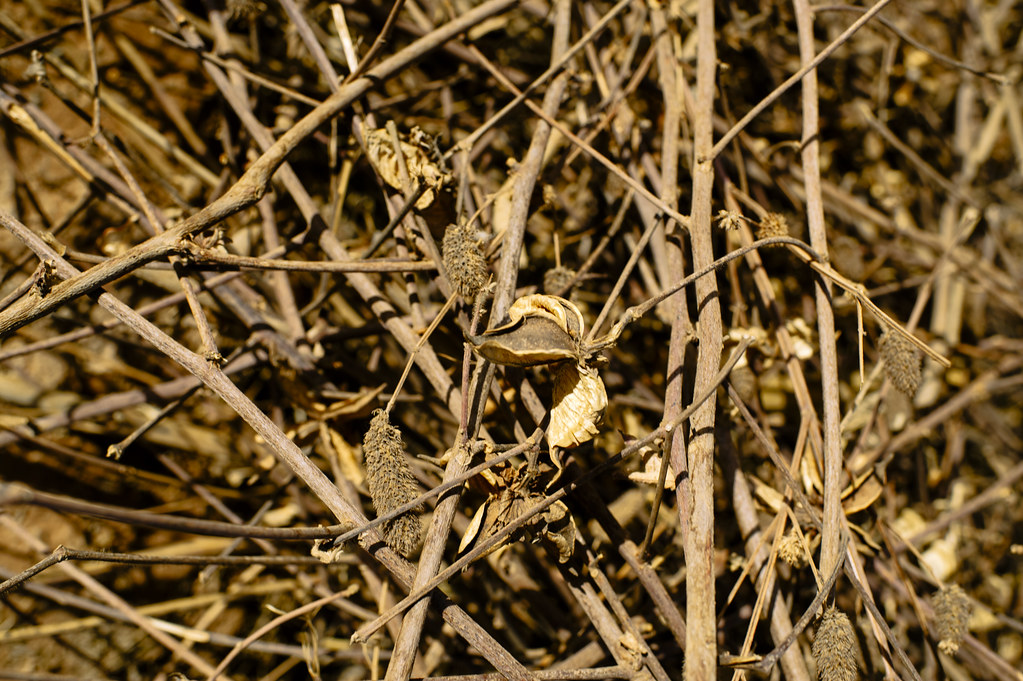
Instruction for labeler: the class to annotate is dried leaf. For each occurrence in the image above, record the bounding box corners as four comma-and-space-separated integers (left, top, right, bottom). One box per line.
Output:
458, 488, 534, 560
327, 427, 364, 486
547, 362, 607, 449
458, 500, 489, 554
840, 469, 883, 514
539, 499, 577, 563
629, 450, 676, 489
363, 126, 447, 209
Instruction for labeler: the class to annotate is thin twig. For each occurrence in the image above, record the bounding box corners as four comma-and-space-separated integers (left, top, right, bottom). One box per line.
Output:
0, 546, 326, 598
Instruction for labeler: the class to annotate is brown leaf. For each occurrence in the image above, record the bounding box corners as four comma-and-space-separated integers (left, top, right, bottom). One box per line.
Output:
539, 499, 577, 563
363, 126, 448, 209
547, 362, 607, 449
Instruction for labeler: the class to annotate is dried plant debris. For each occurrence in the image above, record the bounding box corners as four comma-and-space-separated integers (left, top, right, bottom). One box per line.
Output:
812, 606, 858, 681
728, 362, 758, 406
442, 223, 489, 301
715, 209, 743, 231
362, 410, 422, 558
363, 125, 449, 209
2, 1, 1021, 678
933, 584, 972, 655
879, 327, 922, 397
310, 535, 350, 564
459, 462, 577, 563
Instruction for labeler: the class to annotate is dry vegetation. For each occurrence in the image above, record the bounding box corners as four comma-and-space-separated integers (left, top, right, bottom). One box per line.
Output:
1, 1, 1022, 680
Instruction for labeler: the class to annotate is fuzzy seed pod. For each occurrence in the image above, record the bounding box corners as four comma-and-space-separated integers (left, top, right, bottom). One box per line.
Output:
758, 212, 789, 239
812, 606, 858, 681
879, 327, 922, 397
363, 410, 422, 558
543, 266, 576, 296
442, 223, 488, 301
933, 584, 971, 655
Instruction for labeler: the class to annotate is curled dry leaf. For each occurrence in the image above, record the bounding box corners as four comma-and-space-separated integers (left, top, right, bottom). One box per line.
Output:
539, 498, 577, 563
508, 294, 584, 339
459, 487, 534, 560
363, 126, 448, 209
548, 361, 607, 449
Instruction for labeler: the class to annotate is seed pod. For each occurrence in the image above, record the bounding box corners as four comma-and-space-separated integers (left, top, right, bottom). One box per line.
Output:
442, 223, 488, 302
469, 315, 578, 367
362, 410, 422, 558
469, 294, 586, 367
467, 294, 606, 449
879, 327, 921, 397
508, 294, 584, 341
933, 584, 971, 655
812, 606, 858, 681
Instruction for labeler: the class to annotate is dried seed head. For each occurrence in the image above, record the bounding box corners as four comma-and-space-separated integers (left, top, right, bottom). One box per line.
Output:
777, 529, 806, 568
543, 266, 577, 297
442, 223, 488, 302
812, 606, 858, 681
758, 212, 790, 239
716, 209, 742, 231
363, 410, 422, 557
879, 327, 922, 397
933, 584, 971, 655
